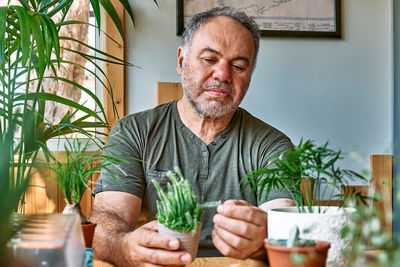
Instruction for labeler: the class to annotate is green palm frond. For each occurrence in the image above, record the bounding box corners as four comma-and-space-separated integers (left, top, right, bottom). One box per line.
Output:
242, 139, 368, 213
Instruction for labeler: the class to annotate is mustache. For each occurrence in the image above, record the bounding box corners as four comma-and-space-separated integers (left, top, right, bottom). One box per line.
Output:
202, 81, 234, 93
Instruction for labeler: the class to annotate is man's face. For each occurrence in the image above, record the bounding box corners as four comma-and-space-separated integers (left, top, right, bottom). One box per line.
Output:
177, 16, 255, 120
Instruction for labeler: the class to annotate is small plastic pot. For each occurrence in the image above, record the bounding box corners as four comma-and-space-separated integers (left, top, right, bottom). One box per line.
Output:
158, 222, 202, 259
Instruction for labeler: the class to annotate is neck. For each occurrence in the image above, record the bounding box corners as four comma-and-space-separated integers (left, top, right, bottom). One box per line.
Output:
177, 98, 235, 145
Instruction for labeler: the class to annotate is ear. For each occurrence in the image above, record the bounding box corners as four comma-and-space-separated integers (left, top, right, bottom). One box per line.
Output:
176, 46, 184, 76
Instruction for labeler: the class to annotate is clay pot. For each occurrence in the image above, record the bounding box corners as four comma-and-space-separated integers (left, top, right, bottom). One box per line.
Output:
81, 223, 97, 248
268, 206, 354, 266
158, 223, 202, 259
265, 240, 330, 267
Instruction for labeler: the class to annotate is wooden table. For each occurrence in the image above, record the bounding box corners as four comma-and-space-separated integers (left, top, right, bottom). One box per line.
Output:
93, 249, 386, 266
94, 257, 268, 267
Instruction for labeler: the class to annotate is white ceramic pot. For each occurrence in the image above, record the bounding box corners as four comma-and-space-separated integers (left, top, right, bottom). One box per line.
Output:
268, 206, 355, 267
158, 222, 202, 259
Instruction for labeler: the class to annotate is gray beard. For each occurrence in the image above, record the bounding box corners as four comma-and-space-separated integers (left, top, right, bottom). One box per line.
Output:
182, 80, 237, 120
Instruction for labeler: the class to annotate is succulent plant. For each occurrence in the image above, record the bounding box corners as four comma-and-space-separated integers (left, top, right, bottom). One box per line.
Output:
152, 168, 204, 235
265, 226, 316, 247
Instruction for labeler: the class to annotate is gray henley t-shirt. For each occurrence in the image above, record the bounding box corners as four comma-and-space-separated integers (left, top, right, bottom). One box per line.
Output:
95, 101, 293, 257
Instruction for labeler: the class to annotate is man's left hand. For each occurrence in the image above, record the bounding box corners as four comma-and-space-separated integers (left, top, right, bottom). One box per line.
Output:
212, 200, 267, 260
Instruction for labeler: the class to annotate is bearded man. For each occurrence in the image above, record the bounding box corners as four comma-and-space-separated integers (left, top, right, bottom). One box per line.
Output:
91, 6, 294, 266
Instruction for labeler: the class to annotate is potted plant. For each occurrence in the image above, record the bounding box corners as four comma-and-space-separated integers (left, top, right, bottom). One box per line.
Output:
242, 139, 368, 266
0, 121, 33, 266
152, 168, 204, 260
0, 0, 137, 261
340, 190, 400, 266
45, 138, 125, 247
265, 226, 330, 267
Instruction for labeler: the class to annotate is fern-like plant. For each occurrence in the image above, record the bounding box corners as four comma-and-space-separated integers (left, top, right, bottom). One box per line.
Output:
152, 168, 204, 235
242, 139, 368, 213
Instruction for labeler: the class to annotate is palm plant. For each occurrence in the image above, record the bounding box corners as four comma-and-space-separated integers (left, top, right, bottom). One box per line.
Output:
242, 139, 368, 213
0, 0, 156, 262
46, 138, 125, 224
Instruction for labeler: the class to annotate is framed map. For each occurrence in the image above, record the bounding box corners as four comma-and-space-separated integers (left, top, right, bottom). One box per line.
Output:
177, 0, 341, 38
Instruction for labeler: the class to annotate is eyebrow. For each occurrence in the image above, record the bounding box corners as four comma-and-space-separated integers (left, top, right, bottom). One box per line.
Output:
200, 47, 250, 64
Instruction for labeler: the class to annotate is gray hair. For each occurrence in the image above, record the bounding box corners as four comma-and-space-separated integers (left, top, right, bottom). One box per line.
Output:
182, 6, 261, 69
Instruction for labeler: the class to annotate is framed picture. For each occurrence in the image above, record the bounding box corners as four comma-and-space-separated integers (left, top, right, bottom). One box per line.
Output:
177, 0, 341, 38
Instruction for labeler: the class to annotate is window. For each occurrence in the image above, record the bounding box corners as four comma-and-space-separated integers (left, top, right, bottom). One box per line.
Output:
1, 0, 125, 145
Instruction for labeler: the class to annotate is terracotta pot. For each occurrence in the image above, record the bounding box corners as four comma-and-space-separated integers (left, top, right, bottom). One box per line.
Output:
158, 223, 202, 259
265, 240, 330, 267
81, 223, 97, 248
268, 206, 354, 266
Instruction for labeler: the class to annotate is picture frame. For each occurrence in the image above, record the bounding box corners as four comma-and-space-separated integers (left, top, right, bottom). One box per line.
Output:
177, 0, 341, 38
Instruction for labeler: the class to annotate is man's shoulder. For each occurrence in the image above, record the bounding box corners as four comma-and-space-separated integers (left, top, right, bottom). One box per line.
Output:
236, 107, 289, 139
235, 108, 293, 167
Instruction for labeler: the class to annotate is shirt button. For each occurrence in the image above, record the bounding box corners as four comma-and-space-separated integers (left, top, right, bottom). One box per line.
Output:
202, 151, 208, 157
221, 134, 226, 139
211, 141, 216, 146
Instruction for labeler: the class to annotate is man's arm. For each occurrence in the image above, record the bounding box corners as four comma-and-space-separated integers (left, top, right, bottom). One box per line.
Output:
90, 191, 192, 266
212, 198, 294, 260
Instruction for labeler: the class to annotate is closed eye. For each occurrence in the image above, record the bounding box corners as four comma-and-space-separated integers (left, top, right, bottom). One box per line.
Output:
202, 58, 216, 64
232, 64, 245, 71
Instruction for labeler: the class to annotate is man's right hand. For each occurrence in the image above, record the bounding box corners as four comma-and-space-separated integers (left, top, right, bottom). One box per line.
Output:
122, 220, 192, 266
91, 192, 192, 267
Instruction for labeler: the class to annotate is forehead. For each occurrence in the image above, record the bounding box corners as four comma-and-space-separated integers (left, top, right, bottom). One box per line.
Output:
189, 16, 255, 61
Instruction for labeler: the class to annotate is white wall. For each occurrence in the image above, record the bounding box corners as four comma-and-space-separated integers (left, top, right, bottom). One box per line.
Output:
126, 0, 393, 173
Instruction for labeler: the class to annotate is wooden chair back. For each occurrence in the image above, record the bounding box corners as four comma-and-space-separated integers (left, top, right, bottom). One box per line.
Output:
301, 155, 393, 233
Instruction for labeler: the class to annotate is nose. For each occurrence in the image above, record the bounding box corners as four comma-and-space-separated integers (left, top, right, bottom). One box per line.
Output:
212, 61, 232, 83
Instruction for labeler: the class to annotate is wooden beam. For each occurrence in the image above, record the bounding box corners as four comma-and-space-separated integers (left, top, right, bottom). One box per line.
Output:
370, 154, 393, 234
102, 0, 125, 131
157, 82, 183, 105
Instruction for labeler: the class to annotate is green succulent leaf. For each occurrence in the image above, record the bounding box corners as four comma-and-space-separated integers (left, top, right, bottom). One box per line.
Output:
152, 168, 204, 234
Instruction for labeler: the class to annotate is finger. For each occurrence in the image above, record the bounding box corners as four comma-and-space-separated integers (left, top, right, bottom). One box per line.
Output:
213, 214, 262, 240
140, 247, 192, 266
217, 204, 267, 226
142, 263, 182, 267
214, 224, 252, 250
137, 231, 180, 250
137, 228, 180, 251
211, 229, 246, 259
142, 220, 159, 231
222, 199, 250, 206
142, 263, 162, 267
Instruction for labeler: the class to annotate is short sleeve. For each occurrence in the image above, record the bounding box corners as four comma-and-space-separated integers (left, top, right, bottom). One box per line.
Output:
94, 119, 146, 199
256, 135, 294, 205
